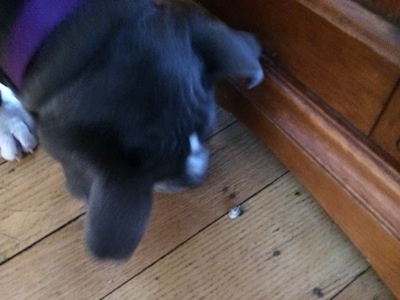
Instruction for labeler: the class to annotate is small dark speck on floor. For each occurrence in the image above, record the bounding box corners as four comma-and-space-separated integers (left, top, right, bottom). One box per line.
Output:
272, 250, 281, 257
229, 192, 236, 199
312, 287, 324, 298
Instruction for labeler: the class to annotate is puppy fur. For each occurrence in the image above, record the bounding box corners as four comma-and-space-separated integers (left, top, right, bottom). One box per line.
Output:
0, 0, 263, 259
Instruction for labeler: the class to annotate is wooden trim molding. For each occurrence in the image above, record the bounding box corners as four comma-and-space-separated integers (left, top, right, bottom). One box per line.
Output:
200, 0, 400, 136
371, 80, 400, 162
299, 0, 400, 68
216, 62, 400, 297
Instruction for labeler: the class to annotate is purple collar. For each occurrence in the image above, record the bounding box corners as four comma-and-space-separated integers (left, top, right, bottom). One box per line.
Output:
1, 0, 84, 89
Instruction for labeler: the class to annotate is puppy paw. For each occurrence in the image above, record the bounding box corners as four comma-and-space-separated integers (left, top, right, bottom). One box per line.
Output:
0, 84, 37, 161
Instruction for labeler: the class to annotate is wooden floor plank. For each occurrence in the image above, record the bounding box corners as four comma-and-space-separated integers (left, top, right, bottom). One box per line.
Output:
0, 121, 287, 299
334, 268, 395, 300
107, 173, 377, 300
0, 149, 84, 263
214, 106, 236, 135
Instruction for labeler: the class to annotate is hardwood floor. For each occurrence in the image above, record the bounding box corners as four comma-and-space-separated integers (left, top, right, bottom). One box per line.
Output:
0, 109, 393, 299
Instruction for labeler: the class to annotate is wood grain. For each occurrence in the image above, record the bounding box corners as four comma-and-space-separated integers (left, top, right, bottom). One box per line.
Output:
197, 0, 400, 294
299, 0, 400, 68
335, 268, 396, 299
231, 63, 400, 237
0, 122, 287, 299
353, 0, 400, 24
200, 0, 400, 134
107, 174, 370, 299
215, 66, 400, 297
0, 149, 84, 263
371, 81, 400, 162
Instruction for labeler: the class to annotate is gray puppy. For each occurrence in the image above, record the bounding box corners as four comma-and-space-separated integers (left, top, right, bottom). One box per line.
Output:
0, 0, 263, 259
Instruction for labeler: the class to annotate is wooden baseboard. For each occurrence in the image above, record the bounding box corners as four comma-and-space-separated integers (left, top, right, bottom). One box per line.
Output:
217, 63, 400, 297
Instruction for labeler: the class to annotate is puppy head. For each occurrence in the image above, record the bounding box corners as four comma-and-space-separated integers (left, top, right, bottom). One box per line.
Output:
50, 123, 208, 260
83, 133, 208, 259
36, 2, 264, 260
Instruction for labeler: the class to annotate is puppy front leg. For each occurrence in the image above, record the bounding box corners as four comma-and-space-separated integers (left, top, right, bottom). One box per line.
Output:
0, 83, 37, 160
62, 162, 94, 200
85, 171, 153, 260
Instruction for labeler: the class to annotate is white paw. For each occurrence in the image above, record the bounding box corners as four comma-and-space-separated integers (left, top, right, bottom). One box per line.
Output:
0, 84, 37, 161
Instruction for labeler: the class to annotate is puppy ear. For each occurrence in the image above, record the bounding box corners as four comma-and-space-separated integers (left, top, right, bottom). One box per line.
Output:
85, 171, 153, 260
192, 17, 264, 88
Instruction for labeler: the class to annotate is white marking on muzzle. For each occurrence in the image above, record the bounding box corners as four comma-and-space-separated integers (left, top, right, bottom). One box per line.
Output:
186, 133, 208, 180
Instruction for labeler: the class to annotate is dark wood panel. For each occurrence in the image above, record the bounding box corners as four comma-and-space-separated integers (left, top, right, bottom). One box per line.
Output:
200, 0, 400, 134
371, 81, 400, 162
